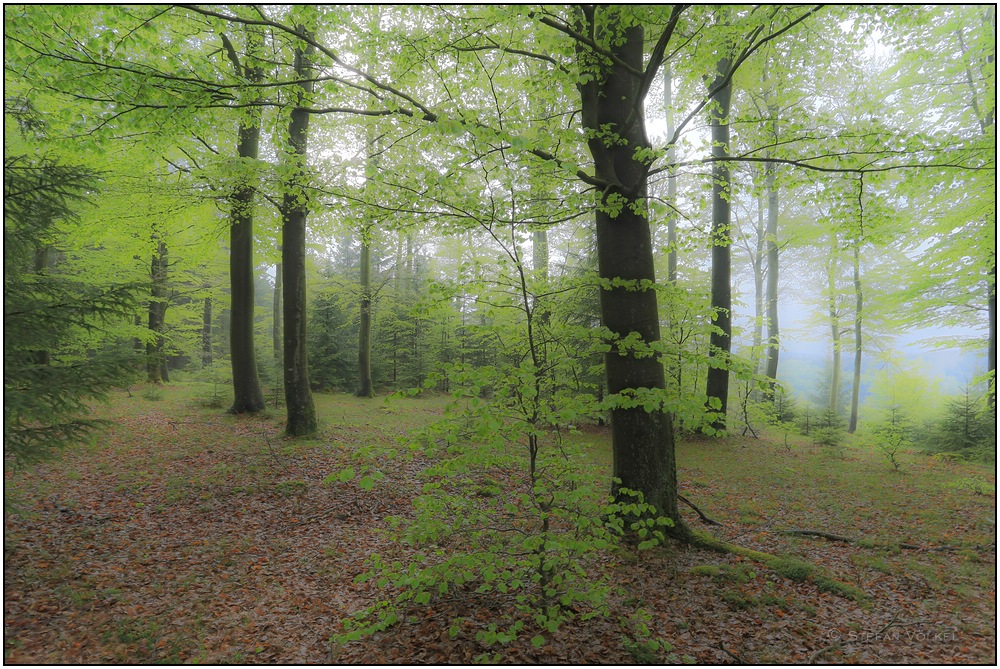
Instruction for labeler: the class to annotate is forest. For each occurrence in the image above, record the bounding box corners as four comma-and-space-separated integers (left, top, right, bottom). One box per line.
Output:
3, 4, 996, 664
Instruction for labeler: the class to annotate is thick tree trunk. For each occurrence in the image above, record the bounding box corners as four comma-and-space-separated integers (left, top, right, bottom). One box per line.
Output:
281, 30, 318, 436
147, 238, 168, 384
226, 29, 265, 414
848, 243, 863, 433
577, 10, 686, 534
705, 56, 733, 428
202, 296, 212, 367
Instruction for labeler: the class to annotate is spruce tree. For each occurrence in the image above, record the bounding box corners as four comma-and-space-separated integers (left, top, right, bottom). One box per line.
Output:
4, 151, 141, 464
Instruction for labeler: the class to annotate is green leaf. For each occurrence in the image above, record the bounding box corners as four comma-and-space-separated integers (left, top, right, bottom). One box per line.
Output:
338, 467, 355, 483
359, 475, 375, 491
530, 635, 545, 648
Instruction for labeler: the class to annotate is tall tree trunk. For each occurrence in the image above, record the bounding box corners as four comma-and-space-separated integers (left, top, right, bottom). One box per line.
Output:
827, 239, 841, 414
762, 61, 780, 396
763, 153, 780, 396
225, 28, 265, 414
751, 195, 765, 371
848, 242, 863, 433
357, 231, 374, 397
989, 261, 997, 411
577, 9, 686, 535
664, 61, 678, 284
985, 9, 997, 411
705, 56, 733, 428
273, 258, 282, 381
356, 10, 382, 399
281, 28, 318, 436
202, 296, 212, 367
147, 238, 168, 384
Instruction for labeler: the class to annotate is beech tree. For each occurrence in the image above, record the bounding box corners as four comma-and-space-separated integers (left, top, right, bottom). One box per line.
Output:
221, 25, 268, 414
705, 52, 734, 427
278, 26, 318, 436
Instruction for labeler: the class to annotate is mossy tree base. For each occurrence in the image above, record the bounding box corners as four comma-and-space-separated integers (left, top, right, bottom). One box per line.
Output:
685, 529, 868, 602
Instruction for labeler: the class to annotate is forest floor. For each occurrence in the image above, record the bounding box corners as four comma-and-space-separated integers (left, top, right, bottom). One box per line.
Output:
4, 383, 996, 664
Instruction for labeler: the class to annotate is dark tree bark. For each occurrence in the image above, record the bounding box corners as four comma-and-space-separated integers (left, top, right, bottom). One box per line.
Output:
224, 29, 265, 414
705, 56, 733, 428
202, 296, 212, 367
147, 238, 168, 383
576, 7, 686, 535
281, 28, 318, 436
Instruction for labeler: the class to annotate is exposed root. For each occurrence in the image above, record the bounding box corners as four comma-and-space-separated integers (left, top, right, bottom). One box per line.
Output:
678, 493, 724, 526
780, 528, 996, 552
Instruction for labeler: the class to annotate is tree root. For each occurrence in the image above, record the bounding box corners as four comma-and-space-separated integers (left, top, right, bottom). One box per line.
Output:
686, 529, 868, 601
779, 528, 996, 552
677, 493, 724, 526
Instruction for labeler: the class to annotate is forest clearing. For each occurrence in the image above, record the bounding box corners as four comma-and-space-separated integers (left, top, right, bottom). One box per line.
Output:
4, 385, 995, 664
